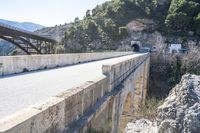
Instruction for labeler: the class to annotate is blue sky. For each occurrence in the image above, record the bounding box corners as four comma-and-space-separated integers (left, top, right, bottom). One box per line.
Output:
0, 0, 109, 26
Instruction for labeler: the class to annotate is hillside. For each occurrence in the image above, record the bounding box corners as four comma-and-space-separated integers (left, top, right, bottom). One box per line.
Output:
55, 0, 200, 53
0, 19, 45, 32
35, 23, 72, 41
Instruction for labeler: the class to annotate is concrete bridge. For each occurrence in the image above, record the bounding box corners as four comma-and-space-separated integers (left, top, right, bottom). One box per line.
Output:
0, 22, 57, 55
0, 52, 150, 133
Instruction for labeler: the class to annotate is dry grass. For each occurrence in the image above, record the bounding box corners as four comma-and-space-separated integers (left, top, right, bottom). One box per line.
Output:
134, 97, 164, 121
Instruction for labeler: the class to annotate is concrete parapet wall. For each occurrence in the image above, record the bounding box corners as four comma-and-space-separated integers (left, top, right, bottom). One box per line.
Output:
0, 52, 133, 76
69, 54, 150, 133
56, 76, 109, 130
0, 76, 109, 133
0, 97, 66, 133
102, 53, 149, 90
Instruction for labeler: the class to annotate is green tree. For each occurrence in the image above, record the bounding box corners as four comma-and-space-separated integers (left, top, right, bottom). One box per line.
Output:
165, 0, 200, 33
74, 17, 80, 23
85, 10, 91, 18
195, 13, 200, 35
119, 27, 128, 38
102, 19, 118, 40
165, 12, 192, 32
55, 45, 65, 54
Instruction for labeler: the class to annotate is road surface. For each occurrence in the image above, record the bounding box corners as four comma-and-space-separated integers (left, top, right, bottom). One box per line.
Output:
0, 54, 142, 119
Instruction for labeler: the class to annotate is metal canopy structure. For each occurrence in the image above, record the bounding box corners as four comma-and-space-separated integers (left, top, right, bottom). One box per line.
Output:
0, 23, 57, 55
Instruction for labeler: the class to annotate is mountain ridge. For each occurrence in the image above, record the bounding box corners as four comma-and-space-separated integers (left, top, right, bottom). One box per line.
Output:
0, 19, 45, 32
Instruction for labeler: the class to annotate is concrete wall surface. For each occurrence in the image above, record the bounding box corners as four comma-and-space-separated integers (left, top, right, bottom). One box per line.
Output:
0, 76, 109, 133
0, 53, 150, 133
0, 52, 133, 76
102, 53, 149, 90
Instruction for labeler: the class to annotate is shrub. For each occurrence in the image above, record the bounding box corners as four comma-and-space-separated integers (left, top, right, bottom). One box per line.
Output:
119, 27, 128, 38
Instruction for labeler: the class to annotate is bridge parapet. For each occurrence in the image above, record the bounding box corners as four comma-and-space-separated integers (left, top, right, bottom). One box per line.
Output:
0, 52, 133, 76
0, 53, 150, 133
102, 54, 149, 91
0, 76, 109, 133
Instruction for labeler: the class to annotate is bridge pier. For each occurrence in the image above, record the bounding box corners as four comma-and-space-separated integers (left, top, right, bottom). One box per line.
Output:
115, 58, 150, 133
96, 54, 150, 133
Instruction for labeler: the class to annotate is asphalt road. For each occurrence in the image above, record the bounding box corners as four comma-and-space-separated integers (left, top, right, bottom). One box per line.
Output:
0, 54, 142, 120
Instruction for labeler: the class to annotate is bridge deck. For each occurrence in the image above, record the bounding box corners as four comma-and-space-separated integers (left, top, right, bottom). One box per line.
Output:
0, 54, 142, 120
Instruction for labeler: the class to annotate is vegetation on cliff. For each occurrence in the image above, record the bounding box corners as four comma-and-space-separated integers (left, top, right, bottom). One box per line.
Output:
60, 0, 147, 53
165, 0, 200, 33
55, 0, 200, 53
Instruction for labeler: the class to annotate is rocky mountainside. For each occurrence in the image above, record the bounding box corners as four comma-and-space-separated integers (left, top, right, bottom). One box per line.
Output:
35, 23, 72, 41
125, 74, 200, 133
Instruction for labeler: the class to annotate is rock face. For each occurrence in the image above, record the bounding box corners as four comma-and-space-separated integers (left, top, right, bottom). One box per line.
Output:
125, 74, 200, 133
157, 74, 200, 133
125, 119, 157, 133
127, 19, 155, 32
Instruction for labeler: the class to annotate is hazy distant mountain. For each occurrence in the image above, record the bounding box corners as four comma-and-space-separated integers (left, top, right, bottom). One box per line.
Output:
0, 19, 45, 32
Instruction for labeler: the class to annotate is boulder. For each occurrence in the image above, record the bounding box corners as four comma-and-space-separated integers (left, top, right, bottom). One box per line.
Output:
125, 119, 157, 133
157, 74, 200, 133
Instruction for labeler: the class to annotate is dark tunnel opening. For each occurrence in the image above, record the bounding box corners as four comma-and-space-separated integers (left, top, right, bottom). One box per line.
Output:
132, 44, 140, 52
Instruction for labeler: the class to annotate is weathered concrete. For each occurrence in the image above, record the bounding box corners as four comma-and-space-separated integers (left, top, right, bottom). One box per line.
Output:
0, 54, 141, 120
0, 52, 132, 76
0, 53, 150, 133
65, 53, 150, 133
0, 97, 66, 133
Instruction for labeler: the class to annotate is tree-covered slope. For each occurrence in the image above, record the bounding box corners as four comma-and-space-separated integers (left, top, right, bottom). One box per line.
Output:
165, 0, 200, 33
61, 0, 147, 52
59, 0, 200, 53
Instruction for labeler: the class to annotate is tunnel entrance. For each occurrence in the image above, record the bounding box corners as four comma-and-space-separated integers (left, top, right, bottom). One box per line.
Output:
132, 44, 140, 52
